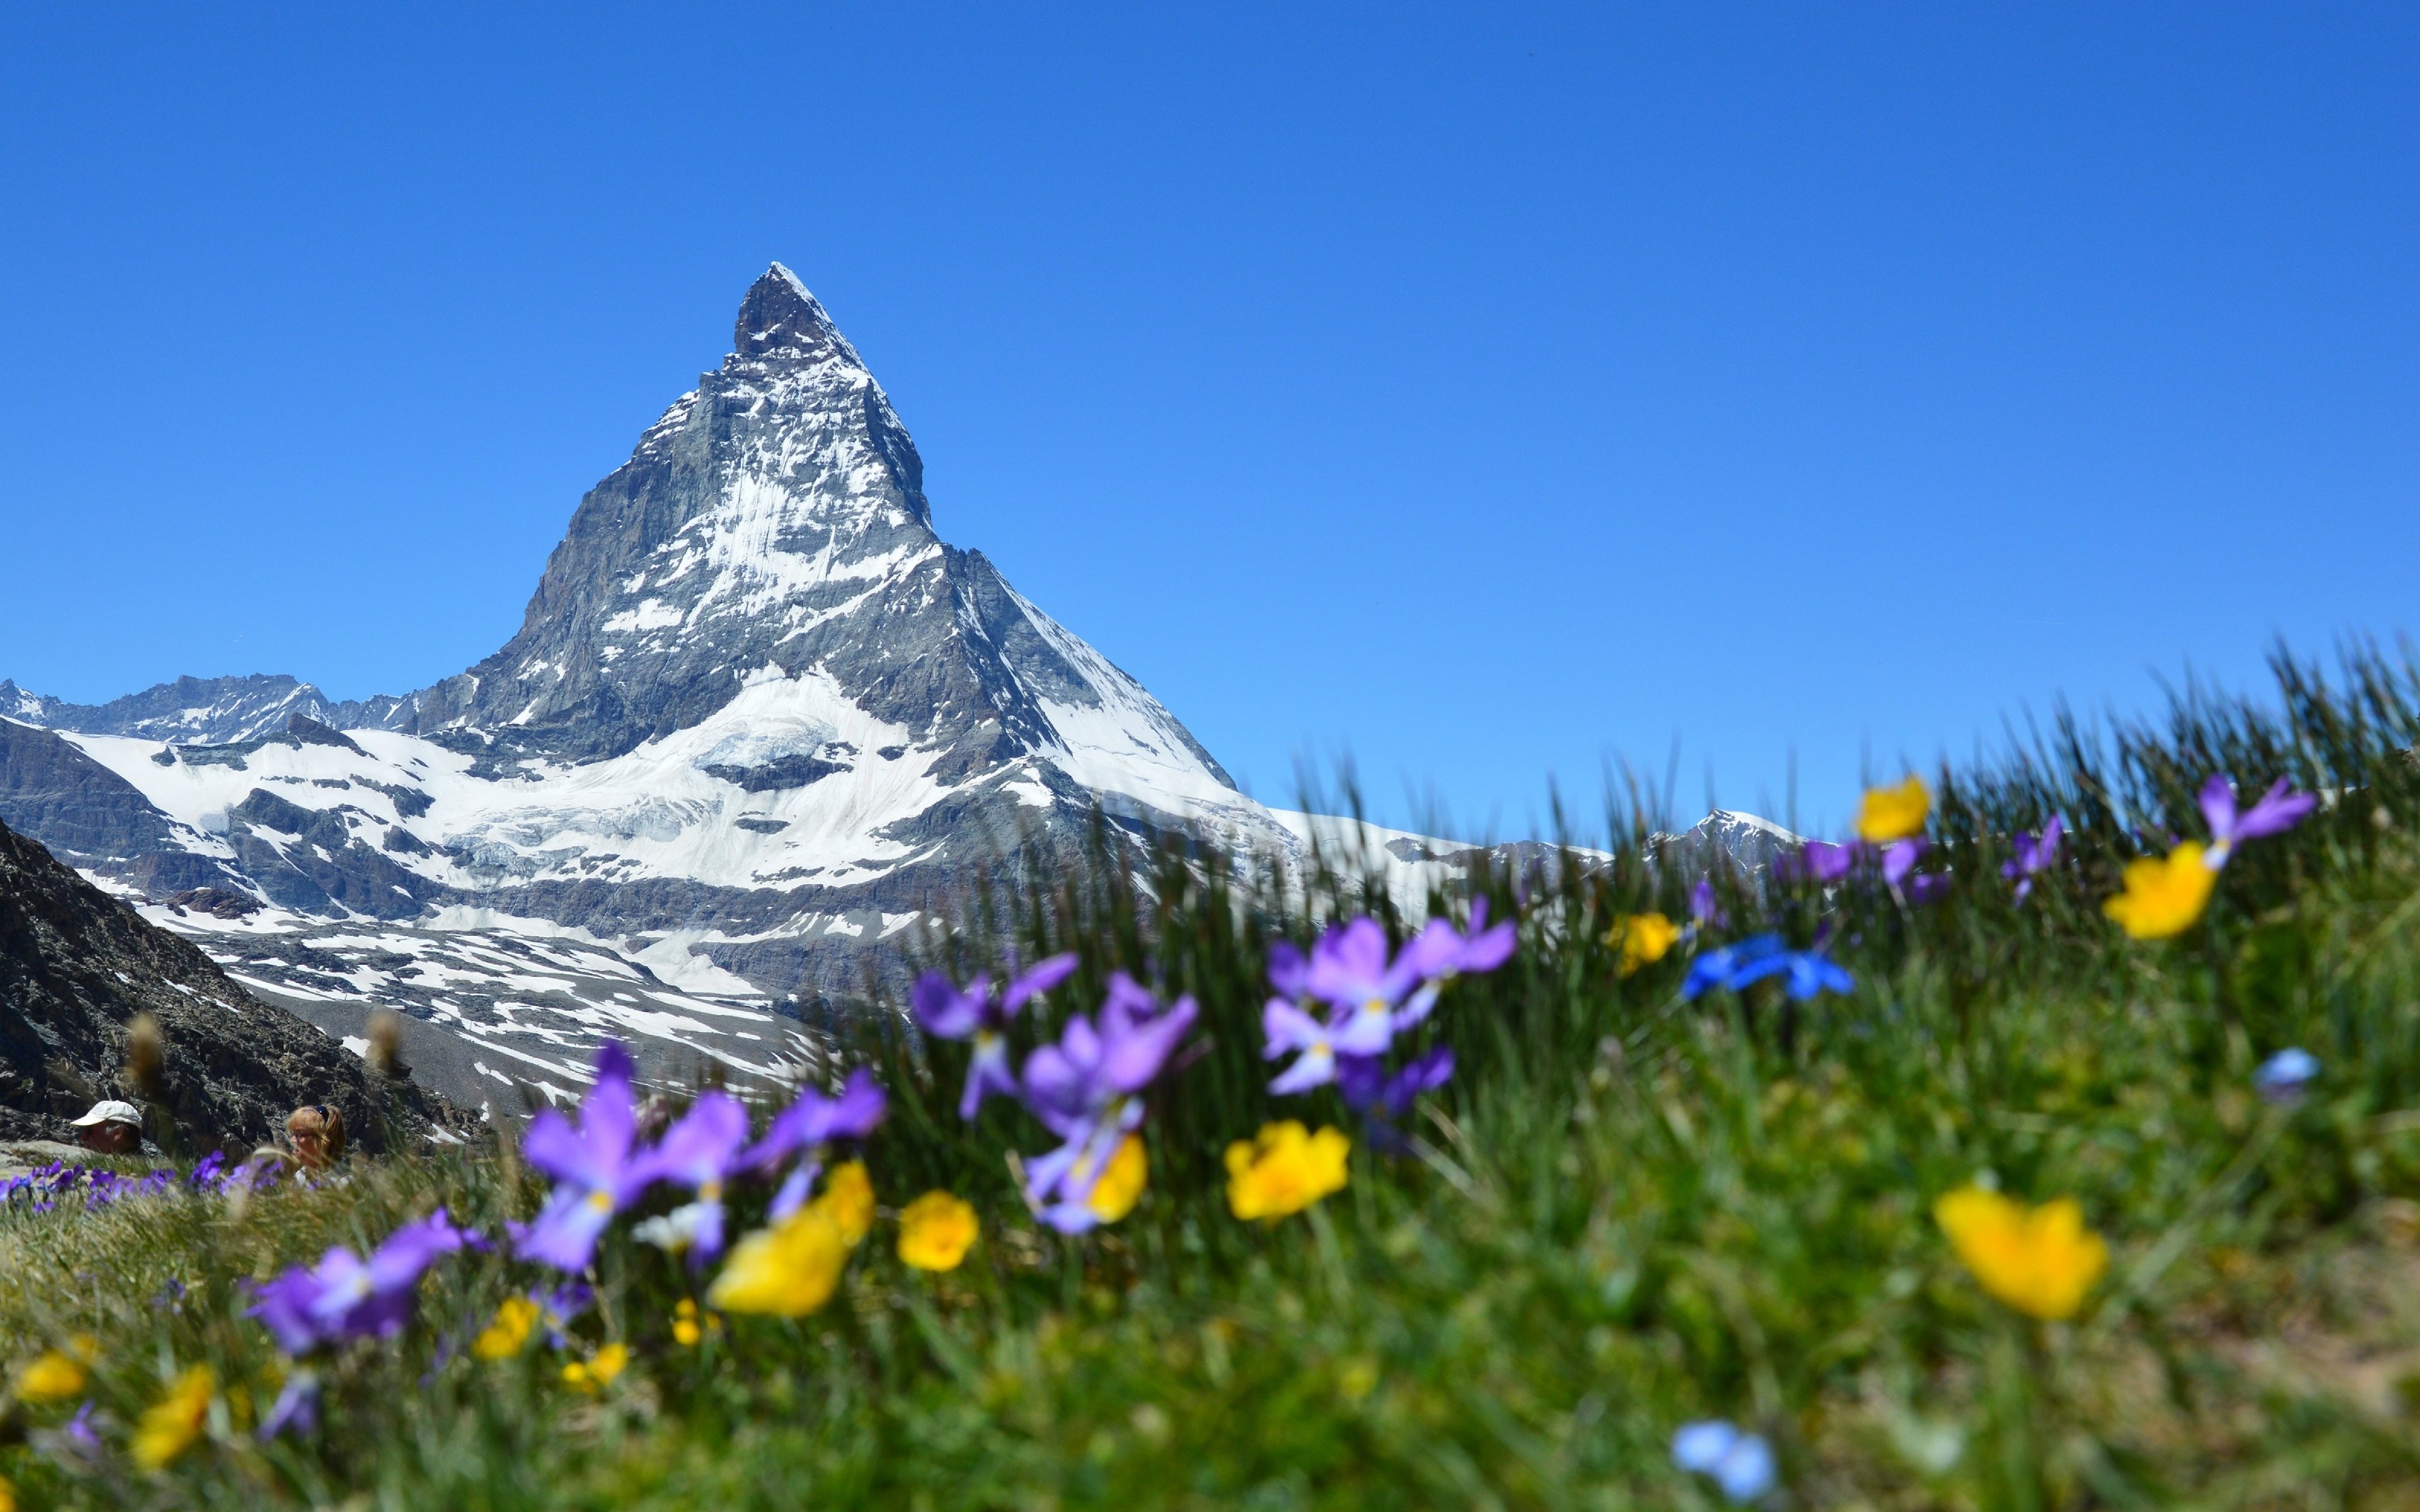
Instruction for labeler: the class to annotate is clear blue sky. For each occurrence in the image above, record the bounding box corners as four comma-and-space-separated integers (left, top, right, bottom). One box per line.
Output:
2, 4, 2412, 837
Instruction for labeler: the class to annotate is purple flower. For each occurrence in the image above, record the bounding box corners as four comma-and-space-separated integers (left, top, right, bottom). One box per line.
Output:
1338, 1046, 1455, 1121
1021, 975, 1196, 1139
1021, 1120, 1133, 1235
1681, 934, 1852, 1001
767, 1160, 821, 1221
62, 1399, 100, 1458
1690, 878, 1726, 929
2201, 776, 2317, 864
1262, 997, 1339, 1094
741, 1068, 887, 1173
258, 1372, 319, 1441
1880, 838, 1949, 904
533, 1282, 594, 1347
1880, 838, 1923, 888
1303, 919, 1431, 1055
1265, 907, 1492, 1105
913, 953, 1077, 1119
1016, 976, 1196, 1230
1267, 939, 1310, 1000
626, 1091, 749, 1261
250, 1209, 468, 1353
2002, 816, 2065, 901
1783, 840, 1860, 885
1405, 897, 1518, 981
514, 1043, 646, 1272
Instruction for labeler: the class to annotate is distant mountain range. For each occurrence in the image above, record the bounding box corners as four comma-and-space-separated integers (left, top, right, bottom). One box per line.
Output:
0, 266, 1785, 1111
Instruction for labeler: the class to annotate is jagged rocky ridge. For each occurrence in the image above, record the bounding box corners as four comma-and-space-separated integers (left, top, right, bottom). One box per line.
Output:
0, 813, 471, 1152
1, 266, 1779, 1111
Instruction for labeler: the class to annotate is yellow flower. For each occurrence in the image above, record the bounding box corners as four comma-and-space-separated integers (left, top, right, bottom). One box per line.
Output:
472, 1295, 539, 1361
560, 1342, 628, 1391
1935, 1186, 2109, 1320
0, 1473, 14, 1511
1225, 1121, 1351, 1221
1855, 775, 1931, 842
709, 1203, 850, 1317
13, 1344, 91, 1402
1087, 1134, 1148, 1223
671, 1297, 720, 1347
132, 1365, 215, 1471
816, 1160, 876, 1246
2101, 842, 2218, 939
1605, 912, 1680, 976
897, 1191, 981, 1271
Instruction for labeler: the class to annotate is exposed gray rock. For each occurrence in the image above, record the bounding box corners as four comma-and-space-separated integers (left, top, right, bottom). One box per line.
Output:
0, 718, 184, 862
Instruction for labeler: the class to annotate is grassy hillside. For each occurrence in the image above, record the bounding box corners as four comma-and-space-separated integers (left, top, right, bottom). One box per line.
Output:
6, 647, 2420, 1509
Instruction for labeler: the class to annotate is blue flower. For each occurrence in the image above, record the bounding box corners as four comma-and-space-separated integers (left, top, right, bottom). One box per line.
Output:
2253, 1047, 2319, 1105
1680, 934, 1852, 1001
1672, 1419, 1776, 1502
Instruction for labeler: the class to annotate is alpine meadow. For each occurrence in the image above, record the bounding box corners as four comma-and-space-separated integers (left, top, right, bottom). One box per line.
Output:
7, 644, 2420, 1506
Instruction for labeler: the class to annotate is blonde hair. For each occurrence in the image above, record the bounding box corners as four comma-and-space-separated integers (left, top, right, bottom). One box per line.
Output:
285, 1104, 347, 1167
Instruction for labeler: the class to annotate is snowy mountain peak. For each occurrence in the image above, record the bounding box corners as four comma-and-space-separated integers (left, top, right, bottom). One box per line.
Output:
386, 259, 1251, 853
733, 262, 858, 367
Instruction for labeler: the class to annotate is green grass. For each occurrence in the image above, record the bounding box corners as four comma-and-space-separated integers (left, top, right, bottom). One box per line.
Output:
8, 644, 2420, 1508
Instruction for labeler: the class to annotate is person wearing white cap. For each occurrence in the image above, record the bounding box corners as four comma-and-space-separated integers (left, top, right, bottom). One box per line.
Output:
69, 1099, 144, 1155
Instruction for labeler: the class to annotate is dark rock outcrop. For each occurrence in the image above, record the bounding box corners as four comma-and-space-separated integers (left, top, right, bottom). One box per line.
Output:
0, 718, 184, 862
0, 815, 471, 1153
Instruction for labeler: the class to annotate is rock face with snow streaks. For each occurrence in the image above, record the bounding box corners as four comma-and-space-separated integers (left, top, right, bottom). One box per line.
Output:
405, 266, 1227, 791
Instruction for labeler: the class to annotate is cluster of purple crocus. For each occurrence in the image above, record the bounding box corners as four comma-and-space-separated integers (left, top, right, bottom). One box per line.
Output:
0, 1162, 180, 1213
1259, 900, 1514, 1139
514, 1041, 885, 1271
914, 956, 1199, 1232
1, 1147, 304, 1218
